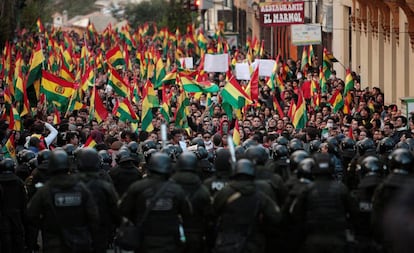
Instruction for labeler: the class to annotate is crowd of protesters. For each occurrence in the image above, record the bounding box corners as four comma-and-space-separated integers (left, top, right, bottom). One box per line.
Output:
0, 23, 414, 253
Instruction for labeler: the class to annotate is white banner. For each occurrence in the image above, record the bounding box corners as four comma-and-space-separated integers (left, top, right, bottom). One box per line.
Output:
204, 54, 229, 72
235, 63, 251, 80
179, 57, 194, 69
291, 23, 322, 45
252, 59, 276, 77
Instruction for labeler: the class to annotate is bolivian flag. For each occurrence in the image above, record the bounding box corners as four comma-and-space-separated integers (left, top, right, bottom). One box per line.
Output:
108, 66, 129, 97
2, 133, 16, 159
41, 70, 75, 109
329, 89, 344, 113
83, 135, 97, 148
106, 45, 125, 68
113, 98, 139, 123
221, 71, 252, 109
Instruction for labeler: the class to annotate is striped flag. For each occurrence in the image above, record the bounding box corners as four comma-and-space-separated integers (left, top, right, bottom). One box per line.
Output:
113, 98, 139, 123
41, 70, 75, 110
107, 66, 130, 97
232, 119, 241, 146
84, 135, 97, 148
221, 71, 252, 109
329, 89, 344, 113
89, 86, 108, 124
2, 133, 16, 159
141, 81, 158, 132
106, 45, 125, 68
292, 91, 307, 129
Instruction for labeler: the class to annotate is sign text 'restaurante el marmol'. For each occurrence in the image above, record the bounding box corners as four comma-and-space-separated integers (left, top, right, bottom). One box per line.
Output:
259, 1, 305, 27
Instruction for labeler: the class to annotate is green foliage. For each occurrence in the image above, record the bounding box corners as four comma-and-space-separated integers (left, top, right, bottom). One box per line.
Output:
125, 0, 193, 32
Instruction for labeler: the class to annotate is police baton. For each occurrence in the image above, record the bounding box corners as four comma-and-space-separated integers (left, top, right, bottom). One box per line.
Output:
227, 135, 237, 171
161, 123, 167, 150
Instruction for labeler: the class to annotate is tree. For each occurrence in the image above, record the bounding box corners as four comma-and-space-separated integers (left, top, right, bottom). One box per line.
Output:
125, 0, 193, 33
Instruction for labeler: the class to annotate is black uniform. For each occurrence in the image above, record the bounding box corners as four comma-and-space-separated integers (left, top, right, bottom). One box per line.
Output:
109, 158, 142, 197
27, 174, 100, 253
119, 173, 192, 253
212, 178, 281, 253
0, 171, 27, 253
76, 172, 121, 253
290, 176, 358, 253
172, 170, 211, 253
25, 161, 50, 200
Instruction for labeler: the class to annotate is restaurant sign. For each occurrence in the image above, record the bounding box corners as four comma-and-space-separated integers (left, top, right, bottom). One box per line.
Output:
259, 1, 305, 27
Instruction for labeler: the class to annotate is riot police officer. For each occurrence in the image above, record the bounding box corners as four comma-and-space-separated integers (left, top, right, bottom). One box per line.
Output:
266, 143, 290, 181
109, 147, 142, 197
76, 148, 121, 253
119, 152, 192, 253
285, 150, 310, 192
172, 152, 211, 253
127, 141, 141, 167
372, 148, 414, 251
0, 158, 27, 253
27, 149, 99, 253
290, 153, 358, 253
212, 159, 281, 253
204, 148, 232, 196
354, 156, 383, 252
25, 149, 51, 200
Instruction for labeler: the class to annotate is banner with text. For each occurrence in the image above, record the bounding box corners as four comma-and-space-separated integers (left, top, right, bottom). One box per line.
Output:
259, 1, 305, 27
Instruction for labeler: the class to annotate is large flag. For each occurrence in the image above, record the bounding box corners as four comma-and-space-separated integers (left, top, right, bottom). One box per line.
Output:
89, 86, 108, 124
160, 85, 171, 123
26, 41, 45, 105
174, 89, 190, 129
323, 48, 333, 80
2, 133, 16, 159
107, 66, 130, 97
292, 92, 307, 129
232, 119, 241, 146
273, 95, 285, 118
141, 80, 158, 132
106, 45, 125, 68
247, 64, 259, 101
41, 70, 75, 110
300, 46, 308, 71
329, 89, 344, 113
83, 135, 97, 148
113, 98, 139, 122
343, 69, 354, 95
221, 71, 252, 109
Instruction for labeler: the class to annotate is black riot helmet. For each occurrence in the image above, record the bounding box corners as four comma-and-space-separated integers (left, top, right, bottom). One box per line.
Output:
395, 141, 410, 150
272, 144, 289, 160
48, 149, 69, 174
177, 151, 198, 171
405, 138, 414, 152
242, 139, 257, 150
148, 152, 172, 175
312, 152, 335, 175
309, 139, 322, 154
297, 157, 315, 181
389, 148, 414, 173
195, 145, 208, 160
63, 144, 76, 157
245, 145, 268, 165
234, 159, 255, 177
340, 137, 356, 152
359, 156, 382, 176
214, 149, 232, 172
37, 149, 51, 164
289, 150, 309, 172
191, 137, 205, 148
0, 158, 16, 174
288, 138, 304, 154
144, 149, 157, 163
77, 148, 101, 172
17, 149, 36, 164
127, 141, 139, 154
98, 150, 112, 164
276, 136, 289, 146
234, 146, 246, 160
356, 138, 376, 156
326, 136, 339, 154
377, 137, 395, 155
142, 140, 157, 152
116, 148, 133, 164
